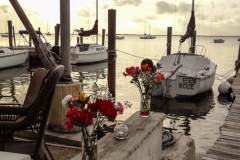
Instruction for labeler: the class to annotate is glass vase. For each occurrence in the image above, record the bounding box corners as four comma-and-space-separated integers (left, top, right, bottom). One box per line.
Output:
81, 134, 97, 160
114, 124, 128, 140
140, 94, 151, 117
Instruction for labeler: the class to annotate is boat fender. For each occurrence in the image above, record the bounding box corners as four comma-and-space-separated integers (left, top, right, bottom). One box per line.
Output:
218, 81, 231, 95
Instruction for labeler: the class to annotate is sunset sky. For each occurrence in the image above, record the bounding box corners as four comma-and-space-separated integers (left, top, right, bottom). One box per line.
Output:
0, 0, 240, 36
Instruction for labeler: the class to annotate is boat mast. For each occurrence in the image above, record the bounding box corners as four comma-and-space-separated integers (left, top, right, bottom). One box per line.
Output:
149, 22, 150, 35
191, 0, 194, 48
96, 0, 98, 44
144, 21, 146, 34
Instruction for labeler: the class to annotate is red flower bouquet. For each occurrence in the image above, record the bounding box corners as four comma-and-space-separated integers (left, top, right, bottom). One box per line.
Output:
62, 92, 124, 160
123, 62, 165, 117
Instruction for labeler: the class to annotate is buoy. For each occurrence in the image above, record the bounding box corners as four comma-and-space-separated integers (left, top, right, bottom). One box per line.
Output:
218, 82, 231, 94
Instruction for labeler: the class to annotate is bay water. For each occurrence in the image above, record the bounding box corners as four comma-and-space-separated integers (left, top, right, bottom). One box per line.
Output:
0, 34, 239, 159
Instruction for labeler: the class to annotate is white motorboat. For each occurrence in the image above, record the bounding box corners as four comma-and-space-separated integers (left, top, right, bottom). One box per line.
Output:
70, 43, 107, 64
140, 34, 156, 39
153, 0, 217, 98
1, 33, 9, 38
213, 38, 224, 43
116, 35, 124, 40
0, 47, 28, 69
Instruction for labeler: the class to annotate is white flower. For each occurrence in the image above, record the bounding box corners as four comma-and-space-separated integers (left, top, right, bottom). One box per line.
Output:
62, 95, 72, 108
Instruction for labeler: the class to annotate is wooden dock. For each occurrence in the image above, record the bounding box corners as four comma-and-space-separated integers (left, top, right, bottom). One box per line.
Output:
202, 73, 240, 159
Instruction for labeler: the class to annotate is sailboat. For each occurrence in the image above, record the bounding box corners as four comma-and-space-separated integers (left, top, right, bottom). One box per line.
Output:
70, 0, 107, 64
46, 21, 51, 36
152, 0, 217, 98
140, 21, 156, 39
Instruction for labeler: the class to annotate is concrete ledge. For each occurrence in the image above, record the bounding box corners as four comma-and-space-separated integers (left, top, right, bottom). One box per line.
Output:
161, 133, 195, 160
14, 127, 82, 147
71, 111, 166, 160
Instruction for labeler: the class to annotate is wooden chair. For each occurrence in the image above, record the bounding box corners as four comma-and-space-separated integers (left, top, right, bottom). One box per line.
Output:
0, 65, 64, 160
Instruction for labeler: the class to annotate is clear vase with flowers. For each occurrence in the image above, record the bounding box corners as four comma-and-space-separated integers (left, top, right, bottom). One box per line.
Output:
62, 89, 128, 160
123, 59, 165, 117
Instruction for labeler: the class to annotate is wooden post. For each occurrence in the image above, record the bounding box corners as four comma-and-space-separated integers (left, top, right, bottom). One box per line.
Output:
8, 20, 13, 49
9, 0, 58, 70
38, 27, 41, 37
102, 29, 105, 46
12, 26, 16, 47
29, 36, 31, 46
55, 24, 60, 46
108, 9, 116, 98
80, 28, 83, 44
167, 27, 172, 55
235, 44, 240, 75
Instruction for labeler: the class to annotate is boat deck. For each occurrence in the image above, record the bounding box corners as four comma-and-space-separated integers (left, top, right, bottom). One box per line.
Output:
202, 72, 240, 159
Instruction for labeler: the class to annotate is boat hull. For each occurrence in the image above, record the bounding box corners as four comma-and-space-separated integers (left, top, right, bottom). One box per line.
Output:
0, 49, 28, 69
70, 44, 107, 64
116, 36, 124, 40
1, 34, 9, 37
213, 39, 225, 43
153, 53, 217, 98
140, 36, 156, 39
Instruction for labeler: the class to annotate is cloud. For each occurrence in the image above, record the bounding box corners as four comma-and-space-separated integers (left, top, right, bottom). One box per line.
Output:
114, 0, 141, 7
0, 5, 13, 14
25, 9, 40, 17
102, 4, 109, 10
132, 17, 143, 23
230, 3, 239, 8
156, 1, 175, 14
155, 1, 195, 14
76, 9, 92, 17
212, 15, 227, 22
234, 16, 240, 23
145, 15, 158, 20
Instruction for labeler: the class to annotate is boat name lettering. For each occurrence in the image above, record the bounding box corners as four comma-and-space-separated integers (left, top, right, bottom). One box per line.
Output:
179, 78, 196, 90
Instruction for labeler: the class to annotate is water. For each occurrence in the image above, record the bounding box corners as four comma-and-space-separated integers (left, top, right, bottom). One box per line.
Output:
0, 35, 239, 159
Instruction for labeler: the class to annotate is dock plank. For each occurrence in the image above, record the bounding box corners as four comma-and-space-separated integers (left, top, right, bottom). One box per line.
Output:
203, 72, 240, 159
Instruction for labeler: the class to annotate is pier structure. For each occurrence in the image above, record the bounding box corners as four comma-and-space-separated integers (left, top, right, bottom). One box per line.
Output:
202, 45, 240, 160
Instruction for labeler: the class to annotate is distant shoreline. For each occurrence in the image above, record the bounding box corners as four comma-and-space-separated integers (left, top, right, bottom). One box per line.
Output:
0, 33, 238, 37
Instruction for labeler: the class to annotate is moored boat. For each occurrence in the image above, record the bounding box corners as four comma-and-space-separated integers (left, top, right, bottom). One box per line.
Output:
213, 38, 225, 43
70, 43, 107, 64
0, 47, 28, 69
116, 35, 124, 40
152, 0, 217, 98
1, 33, 9, 37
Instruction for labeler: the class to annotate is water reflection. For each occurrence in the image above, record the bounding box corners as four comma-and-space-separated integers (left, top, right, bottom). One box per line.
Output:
151, 90, 216, 136
217, 94, 234, 109
71, 62, 108, 93
0, 66, 29, 102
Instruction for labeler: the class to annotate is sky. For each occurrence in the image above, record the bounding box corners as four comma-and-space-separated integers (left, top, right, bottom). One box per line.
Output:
0, 0, 240, 36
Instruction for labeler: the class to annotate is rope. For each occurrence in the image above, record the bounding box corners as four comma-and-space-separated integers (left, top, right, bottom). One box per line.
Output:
162, 130, 176, 150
